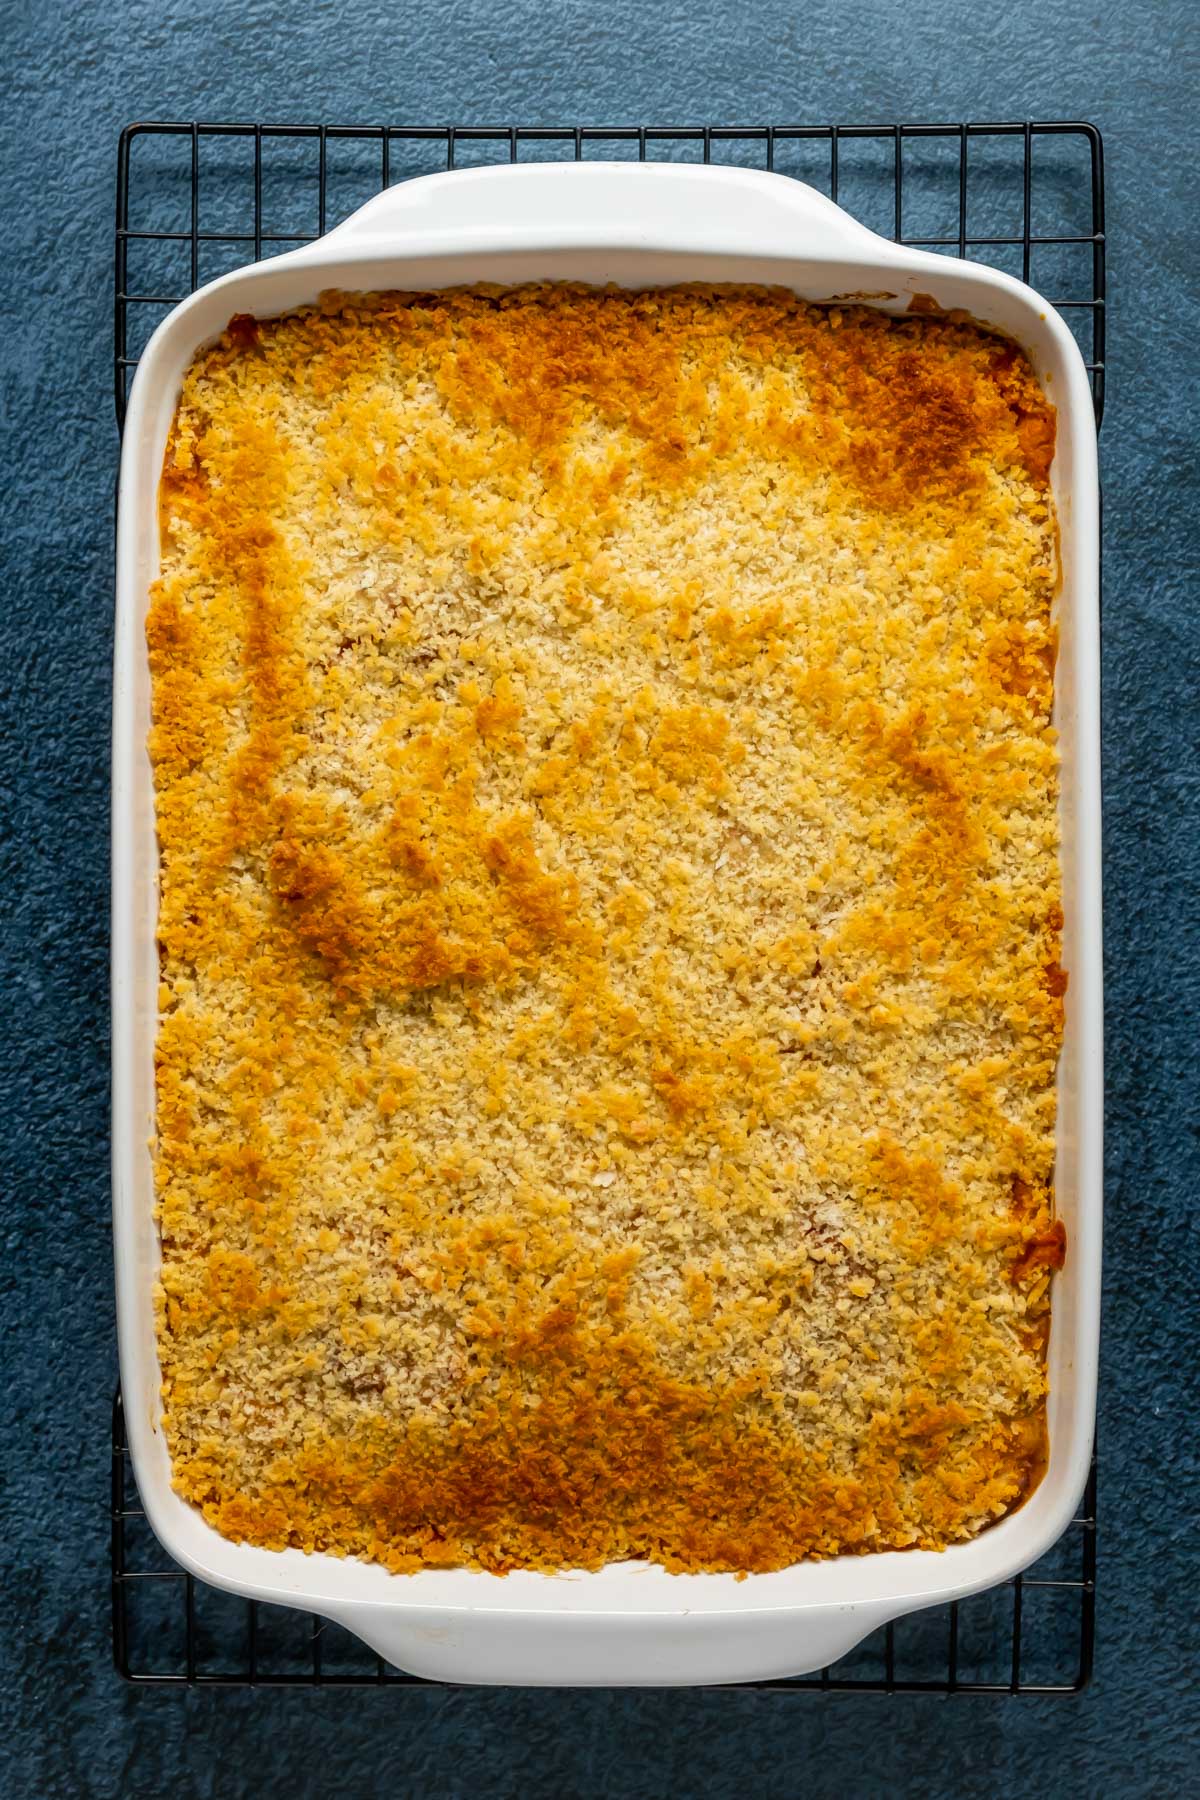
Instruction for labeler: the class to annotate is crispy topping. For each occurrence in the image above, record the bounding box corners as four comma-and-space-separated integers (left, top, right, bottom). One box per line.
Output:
152, 284, 1062, 1573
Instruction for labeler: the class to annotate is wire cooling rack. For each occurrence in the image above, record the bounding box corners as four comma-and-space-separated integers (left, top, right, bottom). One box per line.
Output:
112, 118, 1104, 1692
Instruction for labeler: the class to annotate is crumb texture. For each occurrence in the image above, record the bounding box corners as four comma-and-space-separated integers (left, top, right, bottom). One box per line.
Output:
150, 284, 1063, 1573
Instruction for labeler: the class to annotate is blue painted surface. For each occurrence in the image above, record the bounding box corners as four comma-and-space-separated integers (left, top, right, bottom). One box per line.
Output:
2, 0, 1198, 1793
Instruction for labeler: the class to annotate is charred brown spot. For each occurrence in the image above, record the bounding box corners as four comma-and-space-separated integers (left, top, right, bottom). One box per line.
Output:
1011, 1219, 1067, 1282
1044, 961, 1069, 998
1016, 411, 1056, 484
226, 313, 261, 352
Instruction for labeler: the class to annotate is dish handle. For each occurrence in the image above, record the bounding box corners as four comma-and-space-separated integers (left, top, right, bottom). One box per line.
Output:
299, 161, 902, 265
324, 1596, 894, 1688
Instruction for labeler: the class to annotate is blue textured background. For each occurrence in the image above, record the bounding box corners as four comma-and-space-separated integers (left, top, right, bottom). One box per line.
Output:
3, 1, 1198, 1794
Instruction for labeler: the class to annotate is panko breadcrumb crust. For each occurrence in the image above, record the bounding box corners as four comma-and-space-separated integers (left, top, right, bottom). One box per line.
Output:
150, 283, 1066, 1576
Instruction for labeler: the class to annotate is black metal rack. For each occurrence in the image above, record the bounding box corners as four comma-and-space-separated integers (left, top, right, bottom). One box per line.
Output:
112, 119, 1104, 1692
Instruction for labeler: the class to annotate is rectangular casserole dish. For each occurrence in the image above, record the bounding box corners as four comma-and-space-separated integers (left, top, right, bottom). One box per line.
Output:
113, 161, 1101, 1687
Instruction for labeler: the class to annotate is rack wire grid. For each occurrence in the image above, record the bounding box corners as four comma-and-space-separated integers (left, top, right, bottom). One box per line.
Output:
112, 119, 1103, 1693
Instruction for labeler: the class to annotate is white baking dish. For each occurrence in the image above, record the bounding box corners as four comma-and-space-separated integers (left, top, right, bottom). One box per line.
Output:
113, 161, 1101, 1688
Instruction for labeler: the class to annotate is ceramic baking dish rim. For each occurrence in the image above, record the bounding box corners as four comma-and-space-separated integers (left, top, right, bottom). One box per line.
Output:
112, 161, 1102, 1686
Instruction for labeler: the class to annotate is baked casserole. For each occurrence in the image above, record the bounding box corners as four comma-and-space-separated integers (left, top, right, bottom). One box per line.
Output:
149, 283, 1066, 1574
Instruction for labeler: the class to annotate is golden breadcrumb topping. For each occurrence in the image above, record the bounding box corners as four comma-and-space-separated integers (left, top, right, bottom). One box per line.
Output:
150, 284, 1064, 1575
